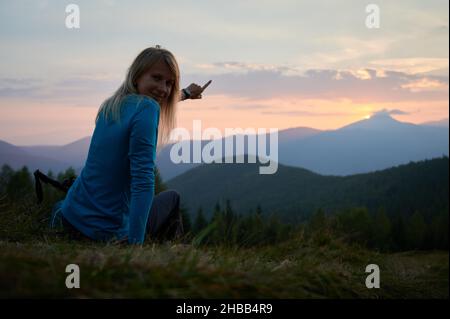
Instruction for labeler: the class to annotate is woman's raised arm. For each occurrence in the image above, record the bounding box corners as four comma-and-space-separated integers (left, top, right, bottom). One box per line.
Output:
180, 80, 212, 101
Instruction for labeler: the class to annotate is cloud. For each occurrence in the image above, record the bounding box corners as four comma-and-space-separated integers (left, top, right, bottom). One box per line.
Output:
1, 65, 448, 108
369, 58, 449, 75
401, 78, 448, 92
261, 110, 350, 117
371, 109, 410, 117
209, 62, 296, 74
0, 75, 120, 104
432, 24, 449, 34
388, 109, 410, 115
185, 66, 449, 103
227, 103, 270, 110
0, 78, 43, 97
0, 86, 41, 97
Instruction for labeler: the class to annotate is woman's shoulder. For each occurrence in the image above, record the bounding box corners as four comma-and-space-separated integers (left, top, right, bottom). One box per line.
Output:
123, 94, 160, 113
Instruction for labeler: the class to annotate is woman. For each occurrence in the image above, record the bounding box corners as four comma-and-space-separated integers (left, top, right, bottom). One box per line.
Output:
51, 46, 211, 245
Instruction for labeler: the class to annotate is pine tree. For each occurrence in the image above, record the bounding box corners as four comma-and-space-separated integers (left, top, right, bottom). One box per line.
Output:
391, 215, 407, 251
57, 167, 77, 182
180, 204, 192, 234
309, 208, 326, 233
224, 199, 236, 242
0, 164, 14, 195
371, 207, 392, 250
6, 166, 33, 201
193, 207, 208, 234
406, 211, 427, 250
335, 207, 372, 244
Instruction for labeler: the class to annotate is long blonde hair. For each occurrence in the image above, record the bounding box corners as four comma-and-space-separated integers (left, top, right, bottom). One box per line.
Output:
96, 46, 180, 148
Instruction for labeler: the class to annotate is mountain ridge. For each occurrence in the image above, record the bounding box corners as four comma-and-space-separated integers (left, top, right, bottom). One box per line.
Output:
167, 156, 449, 221
1, 115, 448, 178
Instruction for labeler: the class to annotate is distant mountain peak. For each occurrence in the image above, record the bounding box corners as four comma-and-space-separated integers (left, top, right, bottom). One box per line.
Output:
340, 112, 415, 131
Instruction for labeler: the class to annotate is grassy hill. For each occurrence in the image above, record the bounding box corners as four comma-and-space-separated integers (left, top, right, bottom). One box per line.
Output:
0, 237, 448, 298
167, 157, 449, 221
0, 162, 447, 298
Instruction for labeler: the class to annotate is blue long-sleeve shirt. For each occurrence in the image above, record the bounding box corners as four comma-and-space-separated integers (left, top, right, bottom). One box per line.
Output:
59, 94, 160, 244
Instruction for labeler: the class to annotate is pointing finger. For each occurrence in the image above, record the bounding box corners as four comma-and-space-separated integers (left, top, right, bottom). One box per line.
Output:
201, 80, 212, 92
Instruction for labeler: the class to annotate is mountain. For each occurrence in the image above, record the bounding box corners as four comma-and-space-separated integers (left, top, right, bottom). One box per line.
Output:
278, 126, 322, 142
278, 113, 449, 175
1, 127, 322, 180
155, 127, 322, 181
421, 118, 449, 127
167, 157, 449, 221
0, 140, 72, 174
340, 113, 419, 131
1, 115, 448, 179
19, 136, 90, 173
160, 114, 448, 178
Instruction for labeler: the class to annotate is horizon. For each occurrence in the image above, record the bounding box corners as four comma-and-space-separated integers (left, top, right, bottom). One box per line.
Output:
2, 111, 448, 147
0, 1, 448, 145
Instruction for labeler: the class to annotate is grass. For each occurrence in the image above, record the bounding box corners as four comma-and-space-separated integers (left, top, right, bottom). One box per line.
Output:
0, 235, 448, 298
0, 195, 448, 298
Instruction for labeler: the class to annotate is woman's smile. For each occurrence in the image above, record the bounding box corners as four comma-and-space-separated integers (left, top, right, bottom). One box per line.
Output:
136, 59, 174, 105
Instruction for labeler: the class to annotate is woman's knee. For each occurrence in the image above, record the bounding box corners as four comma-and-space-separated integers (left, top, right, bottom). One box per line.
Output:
165, 189, 180, 201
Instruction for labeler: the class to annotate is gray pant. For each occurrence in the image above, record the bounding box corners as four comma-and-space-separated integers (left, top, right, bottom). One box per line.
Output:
61, 189, 183, 242
146, 189, 184, 241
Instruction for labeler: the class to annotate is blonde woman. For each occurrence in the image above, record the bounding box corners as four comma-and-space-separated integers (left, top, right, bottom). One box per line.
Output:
51, 46, 211, 244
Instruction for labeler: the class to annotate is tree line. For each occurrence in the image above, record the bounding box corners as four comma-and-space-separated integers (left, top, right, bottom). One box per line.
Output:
0, 164, 448, 251
183, 201, 448, 251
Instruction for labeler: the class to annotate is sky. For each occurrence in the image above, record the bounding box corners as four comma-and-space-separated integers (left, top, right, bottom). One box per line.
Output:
0, 0, 448, 145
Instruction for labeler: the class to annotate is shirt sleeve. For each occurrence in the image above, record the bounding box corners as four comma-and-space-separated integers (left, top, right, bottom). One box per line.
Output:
127, 99, 160, 244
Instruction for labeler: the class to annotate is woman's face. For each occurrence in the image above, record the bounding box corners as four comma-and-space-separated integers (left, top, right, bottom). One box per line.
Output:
135, 59, 175, 105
